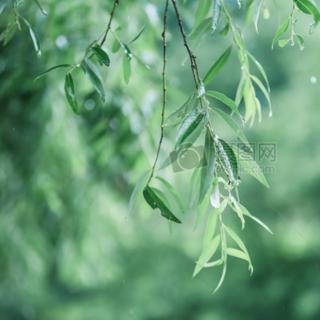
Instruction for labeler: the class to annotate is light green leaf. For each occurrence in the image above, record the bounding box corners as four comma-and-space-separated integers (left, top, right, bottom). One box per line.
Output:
122, 54, 131, 84
247, 52, 270, 92
226, 248, 252, 265
240, 204, 273, 234
224, 226, 253, 273
232, 144, 270, 188
193, 235, 220, 277
192, 0, 212, 33
211, 107, 249, 146
272, 17, 290, 49
129, 171, 150, 215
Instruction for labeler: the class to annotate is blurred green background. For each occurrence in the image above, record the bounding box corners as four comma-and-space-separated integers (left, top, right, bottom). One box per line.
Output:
1, 1, 320, 319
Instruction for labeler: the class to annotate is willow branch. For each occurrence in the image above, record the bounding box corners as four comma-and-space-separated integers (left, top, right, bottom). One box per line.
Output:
147, 0, 170, 184
171, 0, 202, 89
100, 0, 119, 46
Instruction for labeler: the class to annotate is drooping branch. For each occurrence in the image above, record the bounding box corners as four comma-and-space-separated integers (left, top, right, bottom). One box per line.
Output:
147, 0, 170, 184
100, 0, 120, 46
171, 0, 202, 89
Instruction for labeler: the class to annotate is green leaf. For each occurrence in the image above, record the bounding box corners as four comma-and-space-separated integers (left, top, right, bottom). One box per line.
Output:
194, 199, 227, 277
250, 74, 272, 117
35, 64, 73, 80
229, 196, 246, 229
112, 39, 121, 53
232, 144, 270, 188
22, 18, 41, 56
203, 46, 232, 85
215, 138, 238, 183
247, 52, 270, 92
164, 94, 196, 127
33, 0, 47, 16
207, 90, 237, 113
176, 108, 204, 148
294, 0, 320, 21
272, 17, 290, 49
224, 226, 253, 273
193, 235, 220, 277
128, 171, 150, 215
129, 26, 145, 43
143, 186, 182, 223
192, 0, 212, 33
278, 38, 290, 48
199, 128, 216, 203
212, 108, 249, 146
240, 204, 273, 234
155, 176, 185, 214
91, 45, 110, 66
64, 73, 80, 115
253, 0, 264, 33
226, 248, 251, 264
81, 59, 105, 99
189, 17, 211, 41
122, 54, 131, 84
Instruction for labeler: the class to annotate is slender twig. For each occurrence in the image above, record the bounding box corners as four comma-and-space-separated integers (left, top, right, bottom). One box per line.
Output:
147, 0, 170, 185
171, 0, 202, 89
100, 0, 119, 46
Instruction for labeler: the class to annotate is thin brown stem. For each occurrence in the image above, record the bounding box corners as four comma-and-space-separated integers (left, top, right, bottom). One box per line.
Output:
171, 0, 202, 89
147, 0, 170, 185
100, 0, 119, 46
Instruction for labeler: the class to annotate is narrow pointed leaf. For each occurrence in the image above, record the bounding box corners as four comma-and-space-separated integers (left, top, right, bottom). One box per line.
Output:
176, 109, 204, 147
204, 46, 232, 84
92, 45, 110, 66
81, 59, 105, 99
199, 128, 216, 203
143, 186, 181, 223
64, 73, 80, 115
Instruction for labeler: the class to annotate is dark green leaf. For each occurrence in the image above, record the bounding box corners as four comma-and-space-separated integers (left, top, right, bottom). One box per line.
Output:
216, 138, 238, 183
64, 73, 80, 115
203, 46, 232, 84
143, 186, 182, 223
92, 45, 110, 66
81, 59, 105, 99
294, 0, 320, 21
